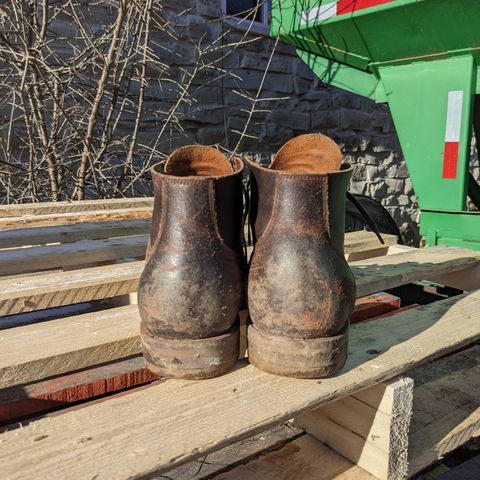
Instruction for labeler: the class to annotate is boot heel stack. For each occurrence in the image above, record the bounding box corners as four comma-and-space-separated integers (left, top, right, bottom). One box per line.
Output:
138, 146, 245, 380
247, 134, 356, 378
247, 323, 348, 378
140, 322, 239, 380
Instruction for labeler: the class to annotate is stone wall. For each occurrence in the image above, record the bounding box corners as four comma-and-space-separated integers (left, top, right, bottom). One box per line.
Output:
157, 0, 419, 242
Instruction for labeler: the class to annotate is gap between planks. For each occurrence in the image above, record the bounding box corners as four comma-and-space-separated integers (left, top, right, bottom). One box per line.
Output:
1, 288, 480, 479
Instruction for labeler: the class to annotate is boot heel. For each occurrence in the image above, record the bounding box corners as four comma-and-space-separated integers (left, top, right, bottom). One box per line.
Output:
247, 323, 348, 379
141, 323, 239, 380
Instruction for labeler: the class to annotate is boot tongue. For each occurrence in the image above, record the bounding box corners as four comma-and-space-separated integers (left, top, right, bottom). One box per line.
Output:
164, 145, 233, 177
271, 134, 343, 173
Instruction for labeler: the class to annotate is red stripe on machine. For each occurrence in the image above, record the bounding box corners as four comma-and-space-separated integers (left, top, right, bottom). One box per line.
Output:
443, 142, 460, 179
442, 91, 463, 179
337, 0, 394, 14
301, 0, 395, 25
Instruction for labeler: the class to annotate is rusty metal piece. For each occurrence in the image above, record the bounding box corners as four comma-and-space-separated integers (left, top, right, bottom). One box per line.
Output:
138, 145, 245, 379
246, 133, 356, 378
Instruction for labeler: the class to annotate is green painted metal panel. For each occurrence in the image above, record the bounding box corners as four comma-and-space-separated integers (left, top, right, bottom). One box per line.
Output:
273, 0, 480, 249
379, 57, 476, 212
296, 49, 387, 101
421, 211, 480, 250
272, 0, 480, 71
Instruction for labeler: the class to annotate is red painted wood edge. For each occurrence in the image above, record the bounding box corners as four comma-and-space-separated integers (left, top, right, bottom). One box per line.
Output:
357, 303, 419, 324
351, 292, 401, 324
0, 357, 159, 423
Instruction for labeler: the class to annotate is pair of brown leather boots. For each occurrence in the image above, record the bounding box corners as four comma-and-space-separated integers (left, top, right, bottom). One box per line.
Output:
138, 134, 356, 380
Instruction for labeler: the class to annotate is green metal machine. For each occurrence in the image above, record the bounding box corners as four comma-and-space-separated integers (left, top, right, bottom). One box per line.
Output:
271, 0, 480, 249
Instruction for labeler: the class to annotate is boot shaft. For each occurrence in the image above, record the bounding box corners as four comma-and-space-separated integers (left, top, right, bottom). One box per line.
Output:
139, 147, 245, 341
247, 133, 356, 342
249, 161, 352, 254
149, 157, 244, 258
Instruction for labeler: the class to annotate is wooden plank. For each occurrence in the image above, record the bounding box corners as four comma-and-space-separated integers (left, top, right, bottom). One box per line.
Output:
297, 415, 392, 477
427, 263, 480, 292
351, 246, 480, 297
305, 380, 411, 450
348, 231, 397, 255
296, 377, 413, 480
364, 304, 419, 322
0, 356, 149, 404
353, 380, 410, 415
0, 229, 386, 277
0, 305, 141, 388
1, 245, 476, 317
387, 244, 480, 291
0, 198, 154, 217
0, 261, 143, 316
0, 207, 152, 230
0, 236, 148, 276
0, 198, 387, 252
0, 357, 158, 423
386, 244, 416, 255
215, 434, 376, 480
0, 229, 391, 278
351, 292, 401, 323
296, 346, 480, 480
408, 345, 480, 475
409, 390, 480, 476
1, 289, 480, 479
0, 278, 397, 326
0, 220, 150, 249
0, 231, 393, 314
346, 246, 390, 262
408, 344, 480, 394
245, 231, 395, 261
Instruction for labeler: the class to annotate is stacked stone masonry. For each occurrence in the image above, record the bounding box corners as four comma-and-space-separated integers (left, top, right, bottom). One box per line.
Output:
164, 0, 420, 242
0, 0, 423, 241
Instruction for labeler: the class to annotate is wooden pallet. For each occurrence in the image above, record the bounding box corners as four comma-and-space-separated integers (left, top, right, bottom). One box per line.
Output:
296, 345, 480, 479
1, 199, 479, 480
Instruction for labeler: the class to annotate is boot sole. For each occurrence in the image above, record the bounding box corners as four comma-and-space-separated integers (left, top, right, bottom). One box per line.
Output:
247, 323, 348, 378
141, 323, 239, 380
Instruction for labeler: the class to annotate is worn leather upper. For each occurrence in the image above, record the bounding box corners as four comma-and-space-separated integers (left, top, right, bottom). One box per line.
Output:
247, 134, 356, 339
138, 146, 245, 340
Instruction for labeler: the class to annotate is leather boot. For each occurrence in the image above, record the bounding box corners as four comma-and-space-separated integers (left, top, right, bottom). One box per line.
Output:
246, 134, 356, 378
138, 145, 245, 379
